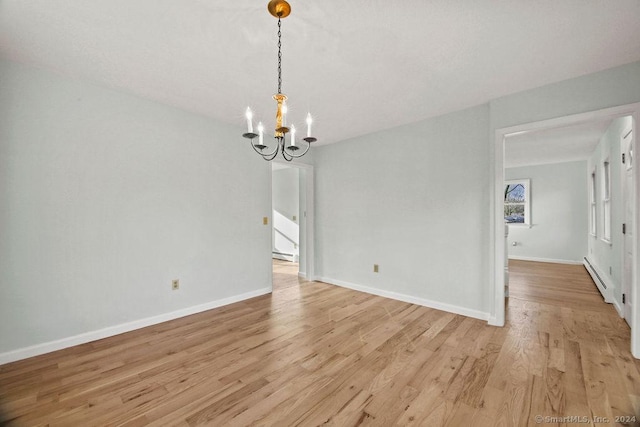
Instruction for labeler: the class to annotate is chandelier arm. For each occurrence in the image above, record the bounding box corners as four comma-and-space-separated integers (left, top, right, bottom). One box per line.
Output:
262, 148, 280, 161
284, 140, 311, 158
253, 136, 279, 161
277, 137, 294, 161
265, 136, 287, 160
250, 138, 279, 158
281, 147, 294, 162
278, 136, 294, 161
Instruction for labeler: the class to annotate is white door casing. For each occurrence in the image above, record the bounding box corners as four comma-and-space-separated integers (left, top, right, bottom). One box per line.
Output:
271, 160, 316, 281
492, 103, 640, 358
622, 127, 634, 325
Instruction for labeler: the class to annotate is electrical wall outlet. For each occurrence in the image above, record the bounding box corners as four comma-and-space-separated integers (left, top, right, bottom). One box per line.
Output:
172, 279, 179, 290
373, 264, 379, 273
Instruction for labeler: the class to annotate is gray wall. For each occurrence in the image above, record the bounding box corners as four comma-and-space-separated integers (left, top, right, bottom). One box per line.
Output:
0, 59, 272, 357
314, 105, 492, 318
506, 161, 588, 263
489, 62, 640, 130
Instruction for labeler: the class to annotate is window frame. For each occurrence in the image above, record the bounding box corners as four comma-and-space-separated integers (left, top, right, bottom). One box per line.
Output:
504, 178, 531, 227
602, 158, 611, 244
590, 169, 597, 237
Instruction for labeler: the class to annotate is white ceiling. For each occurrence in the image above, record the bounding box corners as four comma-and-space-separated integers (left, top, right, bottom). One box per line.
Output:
1, 1, 639, 145
504, 119, 613, 168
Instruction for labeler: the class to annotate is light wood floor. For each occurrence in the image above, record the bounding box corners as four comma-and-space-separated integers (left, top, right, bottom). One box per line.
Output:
1, 260, 639, 425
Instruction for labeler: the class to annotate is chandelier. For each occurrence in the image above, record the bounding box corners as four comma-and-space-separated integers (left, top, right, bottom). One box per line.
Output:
242, 0, 317, 161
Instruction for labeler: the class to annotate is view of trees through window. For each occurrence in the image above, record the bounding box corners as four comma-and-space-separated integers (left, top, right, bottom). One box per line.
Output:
504, 182, 526, 223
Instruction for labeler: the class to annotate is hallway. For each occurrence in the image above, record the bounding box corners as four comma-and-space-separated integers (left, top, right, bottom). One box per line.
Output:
272, 258, 301, 291
505, 259, 639, 423
508, 259, 610, 311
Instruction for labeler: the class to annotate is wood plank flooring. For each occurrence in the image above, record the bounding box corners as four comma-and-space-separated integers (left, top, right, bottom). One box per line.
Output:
508, 259, 607, 311
1, 259, 639, 425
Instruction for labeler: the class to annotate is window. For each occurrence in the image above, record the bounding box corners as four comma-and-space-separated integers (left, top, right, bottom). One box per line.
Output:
504, 179, 530, 225
602, 159, 611, 243
589, 170, 597, 236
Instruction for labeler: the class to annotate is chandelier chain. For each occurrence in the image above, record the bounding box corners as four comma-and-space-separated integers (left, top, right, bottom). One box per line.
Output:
277, 17, 282, 94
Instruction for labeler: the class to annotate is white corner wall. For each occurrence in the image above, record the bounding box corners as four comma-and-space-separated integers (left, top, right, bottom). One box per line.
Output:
506, 161, 588, 264
0, 59, 272, 363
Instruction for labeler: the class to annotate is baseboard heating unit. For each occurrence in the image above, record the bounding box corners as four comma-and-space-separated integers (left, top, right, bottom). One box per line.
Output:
583, 256, 610, 303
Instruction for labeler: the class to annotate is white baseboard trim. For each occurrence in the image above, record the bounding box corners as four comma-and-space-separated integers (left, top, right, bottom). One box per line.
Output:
583, 257, 613, 304
318, 276, 489, 322
0, 287, 271, 366
487, 315, 505, 327
612, 299, 624, 318
508, 255, 583, 265
272, 253, 295, 262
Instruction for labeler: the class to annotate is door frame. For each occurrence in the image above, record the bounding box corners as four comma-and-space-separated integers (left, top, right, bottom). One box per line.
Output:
622, 124, 635, 325
491, 102, 640, 357
271, 160, 316, 281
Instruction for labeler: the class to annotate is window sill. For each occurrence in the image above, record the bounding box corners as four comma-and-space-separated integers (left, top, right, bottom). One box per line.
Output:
506, 223, 532, 229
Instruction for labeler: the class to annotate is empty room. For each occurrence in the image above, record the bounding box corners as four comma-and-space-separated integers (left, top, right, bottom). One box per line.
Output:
2, 1, 640, 425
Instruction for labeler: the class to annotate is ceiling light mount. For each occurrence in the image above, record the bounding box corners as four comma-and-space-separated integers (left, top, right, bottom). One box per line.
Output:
267, 0, 291, 18
243, 0, 316, 161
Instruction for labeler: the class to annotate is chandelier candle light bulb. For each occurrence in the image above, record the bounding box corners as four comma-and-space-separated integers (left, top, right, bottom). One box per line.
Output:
306, 113, 312, 137
290, 124, 296, 147
282, 102, 288, 127
258, 122, 264, 145
245, 107, 253, 133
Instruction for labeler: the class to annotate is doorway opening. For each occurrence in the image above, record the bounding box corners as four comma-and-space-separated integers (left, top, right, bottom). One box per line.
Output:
272, 163, 300, 270
622, 124, 634, 326
271, 161, 315, 290
492, 103, 640, 358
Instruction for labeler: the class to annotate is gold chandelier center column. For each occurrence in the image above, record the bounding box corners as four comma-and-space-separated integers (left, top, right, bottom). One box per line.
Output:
273, 93, 288, 137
